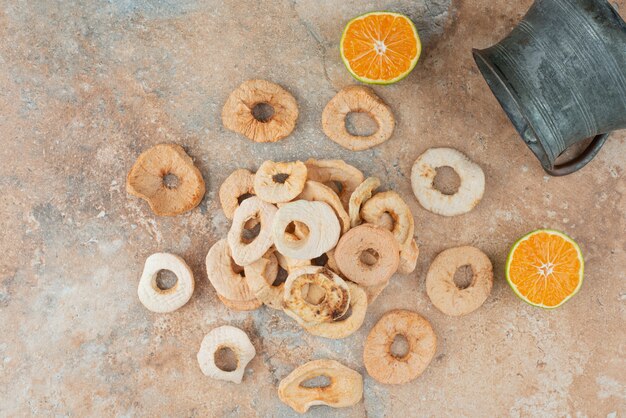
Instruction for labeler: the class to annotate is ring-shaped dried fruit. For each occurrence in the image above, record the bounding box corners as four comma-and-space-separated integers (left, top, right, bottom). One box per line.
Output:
426, 246, 493, 316
227, 196, 277, 266
322, 85, 395, 151
398, 239, 420, 275
360, 191, 414, 249
137, 253, 195, 313
349, 177, 380, 227
304, 159, 364, 210
219, 169, 255, 220
411, 147, 485, 216
304, 282, 368, 339
244, 253, 284, 310
205, 239, 258, 303
272, 200, 341, 260
126, 143, 205, 216
254, 160, 307, 203
363, 310, 437, 385
283, 266, 350, 326
278, 359, 363, 414
334, 224, 400, 287
222, 79, 298, 143
297, 180, 351, 234
197, 325, 256, 384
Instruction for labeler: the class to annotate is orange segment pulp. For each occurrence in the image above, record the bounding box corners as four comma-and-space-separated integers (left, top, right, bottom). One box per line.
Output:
506, 229, 584, 309
340, 12, 421, 84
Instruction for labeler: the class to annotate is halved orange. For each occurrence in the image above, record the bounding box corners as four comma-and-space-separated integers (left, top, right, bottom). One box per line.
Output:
340, 12, 421, 84
506, 229, 584, 309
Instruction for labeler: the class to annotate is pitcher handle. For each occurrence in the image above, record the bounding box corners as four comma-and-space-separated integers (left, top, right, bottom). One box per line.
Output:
545, 133, 610, 176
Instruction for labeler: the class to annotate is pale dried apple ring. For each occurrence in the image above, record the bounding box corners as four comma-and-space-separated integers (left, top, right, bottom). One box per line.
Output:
360, 191, 414, 249
219, 169, 255, 220
349, 177, 380, 227
272, 200, 340, 260
283, 266, 350, 325
334, 224, 400, 287
227, 196, 277, 266
126, 143, 205, 216
254, 160, 307, 203
197, 325, 256, 384
244, 253, 284, 310
364, 310, 437, 385
304, 282, 368, 339
411, 147, 485, 216
426, 246, 493, 316
217, 294, 262, 311
137, 253, 194, 313
222, 79, 298, 143
205, 239, 258, 302
322, 85, 395, 151
398, 239, 420, 275
304, 159, 364, 210
297, 180, 350, 234
278, 359, 363, 414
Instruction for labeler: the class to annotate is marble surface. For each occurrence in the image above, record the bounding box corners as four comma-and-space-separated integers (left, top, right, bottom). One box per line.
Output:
1, 0, 625, 416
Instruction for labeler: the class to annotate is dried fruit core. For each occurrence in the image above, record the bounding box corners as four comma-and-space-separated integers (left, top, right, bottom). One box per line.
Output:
345, 111, 378, 137
155, 269, 178, 291
390, 334, 410, 359
214, 346, 239, 372
359, 248, 380, 266
252, 102, 275, 123
300, 375, 331, 388
453, 264, 474, 290
162, 173, 180, 189
433, 166, 461, 195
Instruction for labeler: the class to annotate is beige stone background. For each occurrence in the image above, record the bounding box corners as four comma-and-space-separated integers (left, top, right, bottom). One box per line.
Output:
1, 0, 625, 416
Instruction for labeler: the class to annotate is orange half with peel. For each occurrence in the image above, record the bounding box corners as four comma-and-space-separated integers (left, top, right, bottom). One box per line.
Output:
340, 12, 421, 84
506, 229, 584, 309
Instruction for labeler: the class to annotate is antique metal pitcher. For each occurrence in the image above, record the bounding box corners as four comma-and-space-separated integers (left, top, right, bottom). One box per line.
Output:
473, 0, 626, 176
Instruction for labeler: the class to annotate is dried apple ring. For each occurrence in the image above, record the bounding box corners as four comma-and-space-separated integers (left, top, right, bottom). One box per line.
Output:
322, 85, 395, 151
272, 200, 341, 260
411, 147, 485, 216
222, 79, 298, 143
227, 196, 277, 266
360, 191, 414, 249
278, 359, 363, 414
197, 325, 256, 384
297, 180, 350, 233
254, 160, 307, 203
205, 239, 258, 303
426, 246, 493, 316
304, 282, 368, 339
244, 253, 284, 310
126, 143, 205, 216
349, 177, 380, 227
398, 239, 420, 275
334, 224, 400, 287
304, 159, 364, 210
283, 266, 350, 325
364, 310, 437, 385
219, 168, 255, 220
137, 253, 194, 313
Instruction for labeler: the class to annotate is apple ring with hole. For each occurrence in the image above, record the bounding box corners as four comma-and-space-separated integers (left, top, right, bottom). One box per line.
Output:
272, 200, 340, 260
322, 85, 395, 151
334, 224, 400, 287
244, 252, 284, 310
278, 359, 363, 414
304, 159, 364, 210
126, 143, 205, 216
411, 147, 485, 216
425, 246, 493, 316
219, 168, 255, 220
296, 180, 350, 234
227, 196, 277, 266
205, 239, 258, 305
197, 325, 256, 383
348, 177, 380, 228
137, 252, 195, 313
360, 191, 414, 249
222, 79, 298, 143
254, 160, 307, 204
363, 310, 437, 385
